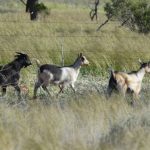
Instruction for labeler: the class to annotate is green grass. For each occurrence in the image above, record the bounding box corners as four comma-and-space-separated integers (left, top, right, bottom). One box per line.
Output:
0, 1, 150, 150
0, 6, 149, 75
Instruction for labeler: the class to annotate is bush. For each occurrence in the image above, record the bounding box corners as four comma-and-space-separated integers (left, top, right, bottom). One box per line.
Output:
35, 2, 49, 15
131, 1, 150, 33
104, 0, 150, 33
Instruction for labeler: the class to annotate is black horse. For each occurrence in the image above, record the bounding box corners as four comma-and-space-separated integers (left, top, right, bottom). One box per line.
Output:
0, 52, 31, 98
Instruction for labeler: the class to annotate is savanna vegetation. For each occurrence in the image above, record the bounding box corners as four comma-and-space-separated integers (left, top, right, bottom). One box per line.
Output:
104, 0, 150, 33
0, 0, 150, 150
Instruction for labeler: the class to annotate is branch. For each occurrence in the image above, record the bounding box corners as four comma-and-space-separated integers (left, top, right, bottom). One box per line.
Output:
20, 0, 26, 6
96, 15, 113, 31
120, 17, 131, 27
89, 0, 100, 21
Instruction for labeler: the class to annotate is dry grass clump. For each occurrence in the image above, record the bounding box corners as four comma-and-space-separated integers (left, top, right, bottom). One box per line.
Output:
0, 93, 149, 150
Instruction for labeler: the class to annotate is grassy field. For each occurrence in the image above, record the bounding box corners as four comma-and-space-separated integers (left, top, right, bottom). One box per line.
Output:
0, 1, 150, 150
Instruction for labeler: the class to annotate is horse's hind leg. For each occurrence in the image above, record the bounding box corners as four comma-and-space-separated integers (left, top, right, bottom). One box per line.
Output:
42, 85, 51, 97
56, 84, 65, 97
33, 81, 42, 99
1, 86, 7, 96
58, 84, 64, 93
106, 86, 113, 99
13, 84, 21, 100
70, 83, 76, 93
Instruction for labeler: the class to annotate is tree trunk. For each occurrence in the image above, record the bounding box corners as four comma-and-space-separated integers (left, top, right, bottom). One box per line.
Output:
26, 0, 38, 20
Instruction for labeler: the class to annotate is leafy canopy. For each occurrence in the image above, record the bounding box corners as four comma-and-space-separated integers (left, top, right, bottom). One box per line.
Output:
104, 0, 150, 33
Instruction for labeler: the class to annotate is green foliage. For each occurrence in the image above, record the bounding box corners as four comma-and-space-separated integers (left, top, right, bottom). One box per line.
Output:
104, 0, 150, 33
131, 1, 150, 33
35, 2, 49, 15
104, 0, 128, 18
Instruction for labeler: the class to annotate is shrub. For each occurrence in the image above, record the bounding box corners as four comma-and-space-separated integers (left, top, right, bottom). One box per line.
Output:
104, 0, 150, 33
35, 2, 49, 15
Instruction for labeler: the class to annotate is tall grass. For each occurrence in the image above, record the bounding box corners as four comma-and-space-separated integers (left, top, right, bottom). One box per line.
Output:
0, 94, 150, 150
0, 3, 149, 74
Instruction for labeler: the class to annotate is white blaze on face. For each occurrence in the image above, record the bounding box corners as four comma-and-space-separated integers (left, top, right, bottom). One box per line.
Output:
145, 65, 150, 73
82, 56, 89, 65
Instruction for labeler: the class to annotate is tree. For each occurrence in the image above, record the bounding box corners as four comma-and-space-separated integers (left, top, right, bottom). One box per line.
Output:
97, 0, 150, 34
26, 0, 38, 20
20, 0, 49, 21
90, 0, 100, 21
130, 1, 150, 33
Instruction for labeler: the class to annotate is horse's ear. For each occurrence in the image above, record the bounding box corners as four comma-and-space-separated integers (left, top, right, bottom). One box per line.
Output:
138, 58, 143, 64
78, 53, 83, 57
79, 53, 83, 57
16, 52, 24, 55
